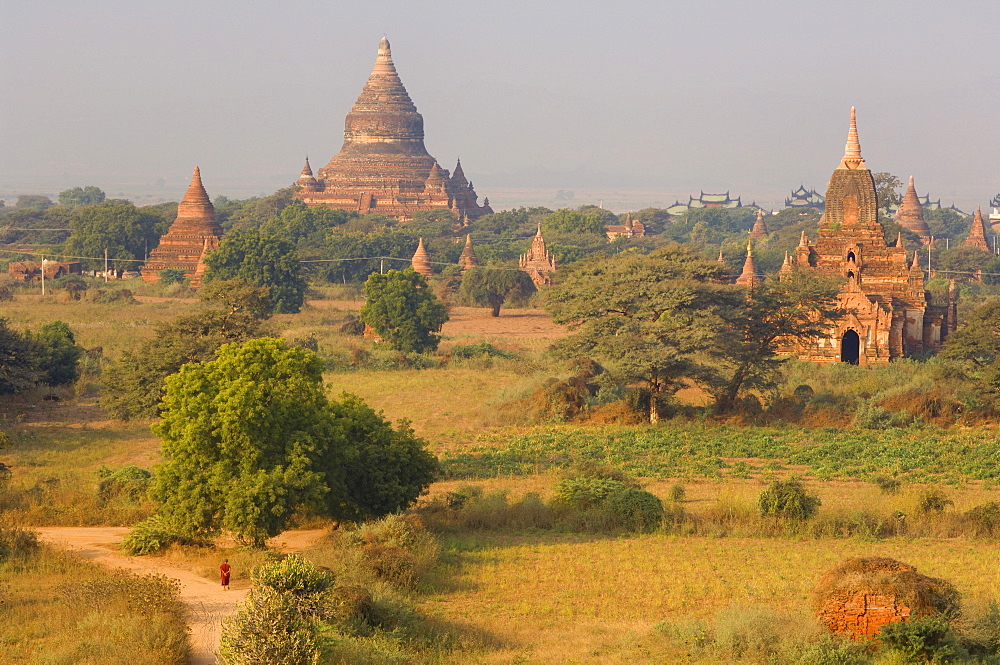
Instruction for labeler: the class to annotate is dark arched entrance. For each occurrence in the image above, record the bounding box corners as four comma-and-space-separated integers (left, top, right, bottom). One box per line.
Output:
841, 330, 860, 365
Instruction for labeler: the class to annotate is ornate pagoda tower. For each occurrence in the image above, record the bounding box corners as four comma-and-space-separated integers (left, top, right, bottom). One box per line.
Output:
784, 108, 954, 364
142, 167, 222, 286
296, 38, 493, 223
964, 206, 991, 252
519, 224, 556, 286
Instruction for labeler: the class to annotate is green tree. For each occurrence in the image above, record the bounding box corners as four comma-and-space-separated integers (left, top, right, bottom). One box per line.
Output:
203, 229, 306, 313
940, 298, 1000, 385
459, 266, 536, 317
0, 318, 40, 395
58, 186, 106, 207
711, 270, 844, 412
158, 268, 187, 285
150, 338, 437, 545
100, 308, 266, 420
542, 208, 607, 235
15, 195, 53, 210
64, 200, 166, 272
31, 321, 83, 386
199, 278, 273, 320
546, 245, 730, 423
360, 269, 449, 353
873, 172, 903, 220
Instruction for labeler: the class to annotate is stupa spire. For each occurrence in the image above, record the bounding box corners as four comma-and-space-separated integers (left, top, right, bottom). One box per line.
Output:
750, 208, 768, 239
300, 157, 313, 177
717, 248, 725, 264
411, 238, 433, 277
894, 175, 931, 242
838, 107, 867, 170
458, 234, 479, 272
911, 250, 921, 271
735, 237, 758, 288
965, 206, 991, 252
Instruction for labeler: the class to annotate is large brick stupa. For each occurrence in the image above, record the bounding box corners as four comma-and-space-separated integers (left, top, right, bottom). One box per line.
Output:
295, 37, 492, 223
142, 166, 222, 286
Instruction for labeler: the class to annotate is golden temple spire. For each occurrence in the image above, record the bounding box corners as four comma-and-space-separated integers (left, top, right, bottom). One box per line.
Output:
838, 107, 867, 170
736, 237, 758, 287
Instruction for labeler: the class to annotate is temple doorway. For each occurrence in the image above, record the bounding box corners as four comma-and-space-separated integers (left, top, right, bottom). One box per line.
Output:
841, 330, 860, 364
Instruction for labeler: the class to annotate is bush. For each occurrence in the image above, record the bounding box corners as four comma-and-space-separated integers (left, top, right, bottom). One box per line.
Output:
758, 478, 821, 520
873, 474, 902, 495
964, 502, 1000, 538
251, 554, 334, 621
121, 515, 193, 556
878, 616, 955, 663
158, 269, 187, 285
552, 472, 663, 533
605, 487, 664, 532
669, 483, 686, 502
340, 514, 441, 590
450, 342, 513, 359
219, 586, 320, 665
97, 465, 152, 504
917, 489, 954, 515
89, 288, 138, 304
0, 525, 39, 560
62, 569, 184, 617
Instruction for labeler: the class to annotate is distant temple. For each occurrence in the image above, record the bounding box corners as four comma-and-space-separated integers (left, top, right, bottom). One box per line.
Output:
142, 167, 222, 286
772, 108, 955, 364
410, 238, 433, 277
519, 224, 556, 286
604, 212, 646, 240
458, 235, 479, 272
965, 207, 991, 252
893, 176, 931, 244
749, 209, 769, 240
785, 185, 825, 211
665, 191, 742, 216
989, 193, 1000, 234
9, 261, 81, 281
295, 38, 492, 223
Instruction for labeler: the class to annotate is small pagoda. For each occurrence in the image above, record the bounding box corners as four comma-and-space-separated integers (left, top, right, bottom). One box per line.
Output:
142, 167, 222, 286
458, 235, 479, 272
410, 238, 433, 277
964, 207, 991, 252
519, 224, 556, 286
893, 176, 931, 244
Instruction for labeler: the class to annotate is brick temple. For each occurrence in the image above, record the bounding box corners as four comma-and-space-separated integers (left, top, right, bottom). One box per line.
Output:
296, 37, 492, 223
142, 167, 222, 286
777, 108, 955, 364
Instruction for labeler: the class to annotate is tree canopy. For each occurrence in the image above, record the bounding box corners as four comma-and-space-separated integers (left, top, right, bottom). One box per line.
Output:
58, 186, 106, 207
459, 266, 536, 317
203, 228, 306, 313
63, 200, 166, 272
360, 269, 449, 353
151, 338, 437, 546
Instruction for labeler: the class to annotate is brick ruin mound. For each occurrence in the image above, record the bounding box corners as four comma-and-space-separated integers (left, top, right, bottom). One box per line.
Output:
814, 557, 959, 640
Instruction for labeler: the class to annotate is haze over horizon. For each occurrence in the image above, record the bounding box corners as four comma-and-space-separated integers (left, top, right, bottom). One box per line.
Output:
3, 0, 998, 212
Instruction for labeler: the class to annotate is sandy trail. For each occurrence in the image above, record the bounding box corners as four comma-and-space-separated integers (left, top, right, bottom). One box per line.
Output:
35, 526, 326, 665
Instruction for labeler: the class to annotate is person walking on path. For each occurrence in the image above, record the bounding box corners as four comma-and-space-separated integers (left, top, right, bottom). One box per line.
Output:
220, 559, 231, 590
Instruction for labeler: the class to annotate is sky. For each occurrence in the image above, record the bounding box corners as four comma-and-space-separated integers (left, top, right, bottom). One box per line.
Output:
3, 0, 999, 212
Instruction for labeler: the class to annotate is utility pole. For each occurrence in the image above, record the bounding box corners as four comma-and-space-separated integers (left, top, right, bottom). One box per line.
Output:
104, 248, 109, 282
40, 256, 45, 296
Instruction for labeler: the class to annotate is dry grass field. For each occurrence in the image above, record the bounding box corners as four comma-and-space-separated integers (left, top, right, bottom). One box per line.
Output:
6, 292, 1000, 663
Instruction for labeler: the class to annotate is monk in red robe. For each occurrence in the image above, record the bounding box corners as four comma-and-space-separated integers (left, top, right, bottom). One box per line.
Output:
220, 559, 231, 589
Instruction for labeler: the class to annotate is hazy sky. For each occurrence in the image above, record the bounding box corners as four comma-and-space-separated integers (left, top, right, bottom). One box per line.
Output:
3, 0, 999, 211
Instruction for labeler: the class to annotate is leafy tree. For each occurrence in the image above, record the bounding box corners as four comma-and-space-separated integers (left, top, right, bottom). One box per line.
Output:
58, 186, 106, 207
100, 308, 266, 420
151, 338, 437, 545
260, 201, 356, 248
936, 246, 993, 279
459, 266, 536, 317
215, 187, 297, 232
711, 270, 844, 412
926, 208, 972, 241
334, 393, 439, 521
203, 229, 305, 313
542, 208, 607, 235
16, 195, 53, 210
64, 200, 166, 272
940, 298, 1000, 386
546, 245, 731, 423
873, 172, 903, 220
31, 321, 83, 386
0, 318, 40, 395
199, 278, 273, 320
360, 269, 449, 353
158, 268, 187, 285
320, 227, 417, 283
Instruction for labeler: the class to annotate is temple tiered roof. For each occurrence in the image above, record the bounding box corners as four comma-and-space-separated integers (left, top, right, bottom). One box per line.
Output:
785, 185, 825, 211
296, 38, 492, 222
142, 167, 222, 286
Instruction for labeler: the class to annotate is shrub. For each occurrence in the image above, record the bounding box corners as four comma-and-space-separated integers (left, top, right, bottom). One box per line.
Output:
0, 525, 38, 560
158, 268, 187, 285
97, 465, 152, 504
121, 515, 193, 556
758, 478, 821, 520
219, 586, 320, 665
964, 502, 1000, 538
251, 554, 334, 621
917, 488, 954, 515
450, 342, 513, 359
552, 473, 663, 533
62, 569, 184, 617
878, 616, 955, 663
669, 483, 686, 502
339, 315, 365, 336
89, 288, 138, 304
340, 514, 441, 590
873, 474, 902, 495
605, 487, 663, 532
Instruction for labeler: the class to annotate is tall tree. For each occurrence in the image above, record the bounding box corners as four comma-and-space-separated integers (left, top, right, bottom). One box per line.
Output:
546, 245, 731, 423
459, 266, 536, 317
711, 271, 844, 412
58, 186, 106, 207
360, 269, 449, 353
203, 229, 306, 314
150, 338, 437, 546
63, 200, 166, 272
31, 321, 83, 386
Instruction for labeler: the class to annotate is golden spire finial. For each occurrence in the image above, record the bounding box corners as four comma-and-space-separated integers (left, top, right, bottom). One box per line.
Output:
839, 107, 866, 170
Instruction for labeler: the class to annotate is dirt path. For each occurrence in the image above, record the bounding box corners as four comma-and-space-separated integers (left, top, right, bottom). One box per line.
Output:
35, 527, 326, 665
